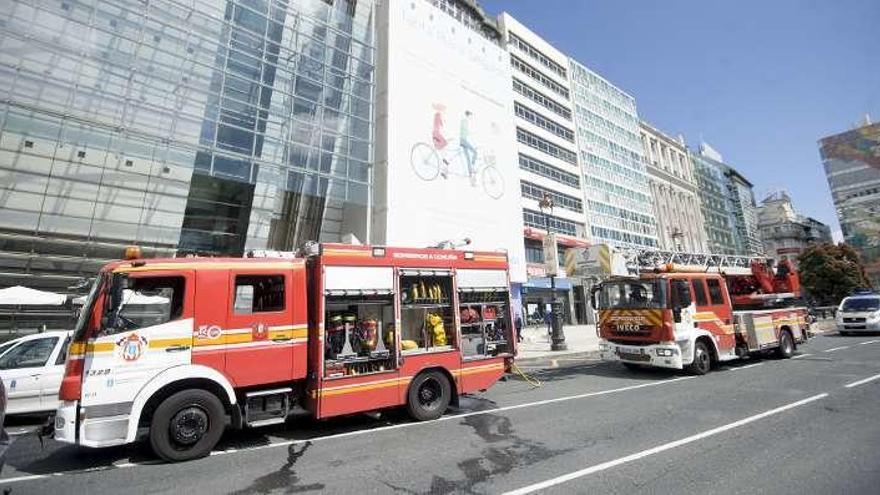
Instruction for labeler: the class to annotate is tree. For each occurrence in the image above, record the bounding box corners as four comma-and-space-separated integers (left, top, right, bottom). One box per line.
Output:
797, 243, 873, 305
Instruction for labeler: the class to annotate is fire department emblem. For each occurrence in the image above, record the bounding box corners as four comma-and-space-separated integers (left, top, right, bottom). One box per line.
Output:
117, 333, 148, 361
252, 323, 269, 341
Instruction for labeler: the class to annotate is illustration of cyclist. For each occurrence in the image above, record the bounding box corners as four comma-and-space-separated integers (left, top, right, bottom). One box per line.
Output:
460, 110, 477, 186
432, 103, 449, 151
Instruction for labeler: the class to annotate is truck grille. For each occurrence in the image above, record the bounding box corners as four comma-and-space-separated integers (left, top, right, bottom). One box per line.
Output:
843, 317, 866, 323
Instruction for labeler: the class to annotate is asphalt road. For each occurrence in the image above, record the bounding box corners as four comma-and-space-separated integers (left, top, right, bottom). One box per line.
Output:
3, 329, 880, 494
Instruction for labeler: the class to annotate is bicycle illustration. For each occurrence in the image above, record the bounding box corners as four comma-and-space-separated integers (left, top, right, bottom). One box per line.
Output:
409, 140, 505, 200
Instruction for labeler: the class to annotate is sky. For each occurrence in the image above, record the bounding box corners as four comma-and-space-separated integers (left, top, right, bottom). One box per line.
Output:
479, 0, 880, 240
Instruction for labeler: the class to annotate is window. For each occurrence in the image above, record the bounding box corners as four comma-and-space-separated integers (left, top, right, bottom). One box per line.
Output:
670, 279, 692, 308
0, 340, 17, 357
55, 334, 72, 365
516, 128, 578, 165
234, 275, 285, 313
514, 102, 575, 142
518, 153, 580, 188
691, 279, 708, 306
0, 338, 59, 369
512, 78, 572, 121
104, 276, 185, 334
707, 279, 725, 305
520, 181, 583, 213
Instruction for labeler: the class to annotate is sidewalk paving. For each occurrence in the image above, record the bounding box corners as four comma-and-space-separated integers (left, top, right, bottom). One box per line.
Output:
517, 323, 600, 361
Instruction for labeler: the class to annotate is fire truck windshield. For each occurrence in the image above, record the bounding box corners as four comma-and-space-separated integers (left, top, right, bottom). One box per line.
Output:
596, 280, 667, 309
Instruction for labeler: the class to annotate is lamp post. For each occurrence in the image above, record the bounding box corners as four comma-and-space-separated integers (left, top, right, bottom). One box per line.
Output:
538, 193, 567, 351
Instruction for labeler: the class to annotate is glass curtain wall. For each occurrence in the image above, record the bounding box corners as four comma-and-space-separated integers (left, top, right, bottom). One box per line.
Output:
0, 0, 375, 291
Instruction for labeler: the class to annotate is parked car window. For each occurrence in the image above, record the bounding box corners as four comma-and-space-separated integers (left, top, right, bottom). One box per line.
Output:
0, 337, 59, 369
234, 275, 285, 314
0, 341, 17, 357
707, 279, 725, 305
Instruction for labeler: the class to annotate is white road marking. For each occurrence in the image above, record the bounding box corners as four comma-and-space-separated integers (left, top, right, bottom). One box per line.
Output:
791, 353, 813, 360
845, 373, 880, 389
823, 346, 849, 353
502, 393, 829, 495
0, 375, 695, 485
728, 363, 764, 371
858, 339, 880, 345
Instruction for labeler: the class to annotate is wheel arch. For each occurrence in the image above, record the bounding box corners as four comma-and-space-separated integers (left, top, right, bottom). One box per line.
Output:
416, 366, 460, 407
778, 325, 796, 348
684, 330, 719, 364
126, 364, 236, 443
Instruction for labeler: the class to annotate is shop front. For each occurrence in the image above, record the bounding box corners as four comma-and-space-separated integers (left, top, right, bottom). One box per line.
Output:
518, 268, 576, 326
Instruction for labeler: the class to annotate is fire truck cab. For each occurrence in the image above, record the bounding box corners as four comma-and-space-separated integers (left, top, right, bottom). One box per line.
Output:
592, 258, 810, 375
54, 243, 514, 461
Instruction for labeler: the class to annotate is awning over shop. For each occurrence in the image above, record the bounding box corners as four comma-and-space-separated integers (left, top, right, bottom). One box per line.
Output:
0, 286, 67, 306
72, 289, 168, 305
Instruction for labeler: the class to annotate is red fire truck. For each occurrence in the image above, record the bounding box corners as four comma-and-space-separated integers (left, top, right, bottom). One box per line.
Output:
591, 249, 810, 374
54, 243, 515, 461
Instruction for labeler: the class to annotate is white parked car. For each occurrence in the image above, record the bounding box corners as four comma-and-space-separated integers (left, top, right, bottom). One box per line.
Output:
0, 331, 71, 415
836, 293, 880, 335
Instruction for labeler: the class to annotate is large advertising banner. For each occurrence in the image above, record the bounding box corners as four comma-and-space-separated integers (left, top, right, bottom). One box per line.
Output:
380, 0, 526, 282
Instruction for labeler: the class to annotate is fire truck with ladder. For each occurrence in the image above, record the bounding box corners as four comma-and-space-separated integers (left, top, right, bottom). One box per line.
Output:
53, 243, 515, 461
586, 247, 811, 374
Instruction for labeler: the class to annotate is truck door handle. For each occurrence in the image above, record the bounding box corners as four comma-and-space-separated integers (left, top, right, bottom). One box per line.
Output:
165, 345, 191, 353
272, 337, 292, 343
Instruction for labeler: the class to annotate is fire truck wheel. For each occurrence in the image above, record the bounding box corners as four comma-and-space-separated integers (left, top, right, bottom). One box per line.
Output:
406, 370, 451, 421
776, 330, 795, 359
149, 389, 226, 462
686, 340, 712, 375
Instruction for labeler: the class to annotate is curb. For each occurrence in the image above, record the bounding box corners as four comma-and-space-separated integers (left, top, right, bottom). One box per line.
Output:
514, 350, 601, 366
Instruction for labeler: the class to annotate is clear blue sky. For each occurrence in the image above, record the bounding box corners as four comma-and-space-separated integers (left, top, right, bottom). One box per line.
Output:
480, 0, 880, 238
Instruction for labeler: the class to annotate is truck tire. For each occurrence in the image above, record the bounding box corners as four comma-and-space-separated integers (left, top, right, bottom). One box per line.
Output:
149, 389, 226, 462
686, 340, 712, 375
406, 370, 451, 421
776, 330, 794, 359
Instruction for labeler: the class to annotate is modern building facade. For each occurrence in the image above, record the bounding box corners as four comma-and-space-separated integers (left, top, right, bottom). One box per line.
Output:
569, 60, 657, 250
819, 118, 880, 286
757, 191, 832, 264
639, 121, 707, 253
691, 143, 762, 256
723, 164, 764, 256
496, 13, 586, 323
0, 0, 377, 292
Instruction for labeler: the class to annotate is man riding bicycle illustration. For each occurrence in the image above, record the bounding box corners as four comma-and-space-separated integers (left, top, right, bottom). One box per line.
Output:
413, 103, 505, 199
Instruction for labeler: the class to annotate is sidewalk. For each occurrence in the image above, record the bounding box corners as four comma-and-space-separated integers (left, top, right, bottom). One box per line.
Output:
517, 323, 600, 361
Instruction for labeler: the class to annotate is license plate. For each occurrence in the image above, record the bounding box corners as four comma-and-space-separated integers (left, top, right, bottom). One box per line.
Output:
616, 346, 642, 355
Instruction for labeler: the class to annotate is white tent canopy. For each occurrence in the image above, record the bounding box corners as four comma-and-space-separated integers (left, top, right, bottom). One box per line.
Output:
72, 289, 168, 306
0, 286, 67, 306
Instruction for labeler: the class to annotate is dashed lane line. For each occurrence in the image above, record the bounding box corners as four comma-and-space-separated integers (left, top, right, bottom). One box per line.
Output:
824, 346, 850, 353
845, 373, 880, 389
502, 393, 829, 495
728, 363, 764, 371
858, 339, 880, 345
791, 353, 813, 359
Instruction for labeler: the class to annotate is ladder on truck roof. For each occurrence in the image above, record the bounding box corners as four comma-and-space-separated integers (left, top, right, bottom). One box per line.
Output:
624, 248, 769, 275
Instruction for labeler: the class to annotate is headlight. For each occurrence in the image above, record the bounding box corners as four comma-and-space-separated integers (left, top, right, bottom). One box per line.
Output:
655, 348, 675, 357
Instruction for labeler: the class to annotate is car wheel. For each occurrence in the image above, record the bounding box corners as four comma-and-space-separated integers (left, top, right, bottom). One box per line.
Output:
686, 340, 712, 375
406, 370, 451, 421
149, 389, 225, 462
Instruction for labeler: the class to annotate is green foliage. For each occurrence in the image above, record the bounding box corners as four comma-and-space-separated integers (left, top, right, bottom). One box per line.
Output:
797, 243, 873, 305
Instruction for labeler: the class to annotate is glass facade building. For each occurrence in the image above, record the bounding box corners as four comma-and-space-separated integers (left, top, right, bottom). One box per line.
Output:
819, 122, 880, 286
0, 0, 375, 291
569, 60, 658, 249
691, 151, 737, 255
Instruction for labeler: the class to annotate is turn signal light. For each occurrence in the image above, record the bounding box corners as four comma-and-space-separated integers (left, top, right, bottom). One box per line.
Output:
58, 357, 84, 401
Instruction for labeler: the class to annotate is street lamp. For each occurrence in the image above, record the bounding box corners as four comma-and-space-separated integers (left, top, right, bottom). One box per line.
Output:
538, 193, 567, 351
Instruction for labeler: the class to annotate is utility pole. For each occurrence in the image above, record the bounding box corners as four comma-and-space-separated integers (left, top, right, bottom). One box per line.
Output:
538, 193, 567, 351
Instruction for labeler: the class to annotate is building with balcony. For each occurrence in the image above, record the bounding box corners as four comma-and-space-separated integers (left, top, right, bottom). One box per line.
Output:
639, 121, 707, 253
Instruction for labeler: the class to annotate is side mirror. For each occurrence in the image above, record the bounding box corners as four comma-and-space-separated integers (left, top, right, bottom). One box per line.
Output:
672, 307, 682, 323
590, 287, 599, 310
